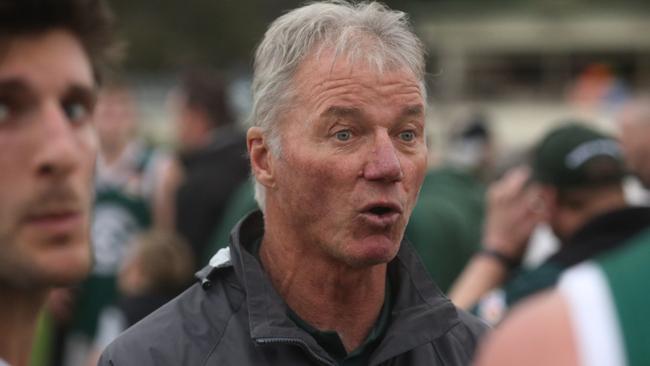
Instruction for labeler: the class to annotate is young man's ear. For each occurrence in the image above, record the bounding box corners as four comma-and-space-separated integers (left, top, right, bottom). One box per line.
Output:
247, 127, 276, 189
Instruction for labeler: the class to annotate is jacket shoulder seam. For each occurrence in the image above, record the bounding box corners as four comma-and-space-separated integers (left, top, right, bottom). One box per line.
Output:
201, 293, 247, 365
446, 320, 478, 358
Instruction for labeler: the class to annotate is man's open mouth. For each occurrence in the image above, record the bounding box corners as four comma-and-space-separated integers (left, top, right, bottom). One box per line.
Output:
360, 202, 402, 227
368, 206, 395, 216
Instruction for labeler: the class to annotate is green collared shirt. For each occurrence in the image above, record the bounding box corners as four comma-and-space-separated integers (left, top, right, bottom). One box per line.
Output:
251, 239, 392, 365
287, 280, 392, 366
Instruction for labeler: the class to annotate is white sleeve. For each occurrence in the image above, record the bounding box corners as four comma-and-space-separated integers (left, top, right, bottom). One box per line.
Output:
142, 149, 171, 200
558, 262, 627, 366
94, 306, 128, 351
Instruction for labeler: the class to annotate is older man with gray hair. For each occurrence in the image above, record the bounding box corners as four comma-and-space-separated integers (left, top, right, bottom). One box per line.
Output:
100, 2, 486, 365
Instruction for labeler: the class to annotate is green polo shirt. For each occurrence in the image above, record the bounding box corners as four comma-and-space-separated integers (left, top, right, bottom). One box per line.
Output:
250, 239, 392, 365
287, 280, 392, 366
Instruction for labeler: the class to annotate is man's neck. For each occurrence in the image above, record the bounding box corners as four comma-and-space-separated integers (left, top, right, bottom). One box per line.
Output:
0, 286, 47, 366
259, 227, 387, 353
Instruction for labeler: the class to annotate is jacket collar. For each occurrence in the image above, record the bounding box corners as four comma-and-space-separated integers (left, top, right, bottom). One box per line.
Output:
228, 210, 461, 364
370, 233, 461, 364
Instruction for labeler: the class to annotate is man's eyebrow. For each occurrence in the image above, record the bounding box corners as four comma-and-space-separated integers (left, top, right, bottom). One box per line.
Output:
0, 79, 97, 105
63, 83, 98, 107
0, 78, 32, 94
401, 104, 424, 117
321, 106, 362, 119
319, 104, 423, 120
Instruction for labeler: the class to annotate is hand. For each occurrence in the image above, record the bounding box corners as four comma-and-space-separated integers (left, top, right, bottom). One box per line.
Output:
482, 166, 546, 260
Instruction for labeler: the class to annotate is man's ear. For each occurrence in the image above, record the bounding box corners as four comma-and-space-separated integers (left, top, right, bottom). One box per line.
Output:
247, 127, 276, 189
538, 185, 558, 219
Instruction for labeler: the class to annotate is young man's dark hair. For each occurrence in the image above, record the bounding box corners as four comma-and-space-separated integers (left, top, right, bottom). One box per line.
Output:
0, 0, 119, 81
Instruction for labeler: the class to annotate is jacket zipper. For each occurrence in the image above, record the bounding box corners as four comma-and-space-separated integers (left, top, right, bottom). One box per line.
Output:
256, 337, 335, 366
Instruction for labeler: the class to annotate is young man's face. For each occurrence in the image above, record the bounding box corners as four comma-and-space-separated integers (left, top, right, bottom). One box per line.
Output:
0, 29, 97, 289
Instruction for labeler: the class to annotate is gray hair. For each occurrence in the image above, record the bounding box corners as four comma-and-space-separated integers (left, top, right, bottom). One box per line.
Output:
250, 0, 426, 210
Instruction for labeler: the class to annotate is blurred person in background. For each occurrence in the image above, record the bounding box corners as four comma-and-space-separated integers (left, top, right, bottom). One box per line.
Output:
476, 96, 650, 366
100, 2, 487, 365
618, 95, 650, 191
449, 123, 650, 326
406, 114, 493, 292
169, 68, 250, 267
85, 230, 194, 365
61, 83, 175, 366
569, 63, 630, 118
203, 179, 258, 266
619, 94, 650, 205
0, 0, 117, 364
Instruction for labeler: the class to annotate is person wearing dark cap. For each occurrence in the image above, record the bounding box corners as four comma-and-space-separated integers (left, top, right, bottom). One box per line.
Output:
448, 122, 650, 325
476, 96, 650, 366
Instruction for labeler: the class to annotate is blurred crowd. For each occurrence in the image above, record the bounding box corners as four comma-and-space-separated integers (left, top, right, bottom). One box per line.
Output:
4, 0, 650, 365
33, 68, 252, 365
35, 63, 650, 365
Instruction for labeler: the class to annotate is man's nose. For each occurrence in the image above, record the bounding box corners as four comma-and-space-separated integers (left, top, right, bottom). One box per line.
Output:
34, 103, 82, 179
362, 132, 404, 182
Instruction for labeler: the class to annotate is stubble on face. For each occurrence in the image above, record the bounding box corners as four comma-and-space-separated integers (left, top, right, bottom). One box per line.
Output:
0, 29, 96, 289
0, 183, 93, 288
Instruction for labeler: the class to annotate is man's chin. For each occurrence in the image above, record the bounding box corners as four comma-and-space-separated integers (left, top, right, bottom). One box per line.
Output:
343, 236, 401, 268
48, 272, 89, 287
34, 243, 92, 286
14, 260, 90, 290
39, 262, 91, 287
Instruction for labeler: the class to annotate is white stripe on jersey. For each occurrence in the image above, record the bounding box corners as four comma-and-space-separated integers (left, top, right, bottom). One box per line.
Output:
559, 262, 627, 366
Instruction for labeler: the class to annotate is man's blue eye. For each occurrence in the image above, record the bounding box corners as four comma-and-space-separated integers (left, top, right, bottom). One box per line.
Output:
399, 131, 415, 142
336, 130, 351, 141
63, 102, 89, 122
0, 103, 9, 124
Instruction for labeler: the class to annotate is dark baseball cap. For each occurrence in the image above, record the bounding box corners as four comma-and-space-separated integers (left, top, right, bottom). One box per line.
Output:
531, 123, 625, 188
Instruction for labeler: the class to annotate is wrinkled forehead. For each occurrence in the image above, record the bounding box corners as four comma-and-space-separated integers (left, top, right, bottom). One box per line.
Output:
290, 46, 424, 103
314, 39, 423, 82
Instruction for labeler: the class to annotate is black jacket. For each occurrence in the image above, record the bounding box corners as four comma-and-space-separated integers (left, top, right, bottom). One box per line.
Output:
175, 126, 249, 264
100, 211, 488, 365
